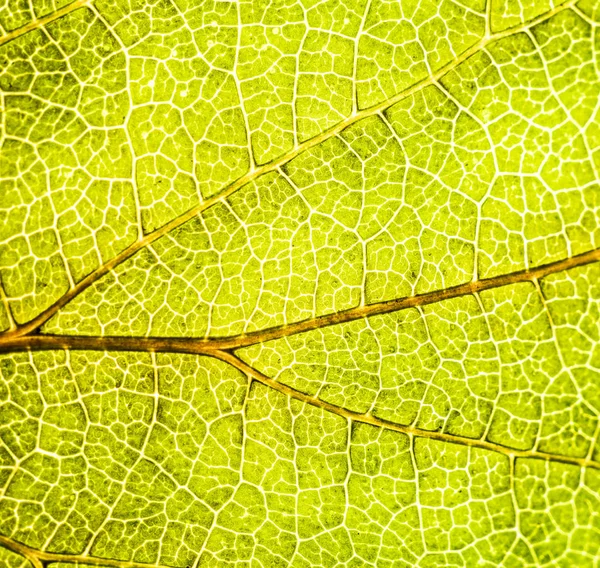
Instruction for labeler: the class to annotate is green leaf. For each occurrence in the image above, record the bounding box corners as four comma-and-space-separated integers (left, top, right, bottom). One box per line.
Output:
1, 0, 599, 566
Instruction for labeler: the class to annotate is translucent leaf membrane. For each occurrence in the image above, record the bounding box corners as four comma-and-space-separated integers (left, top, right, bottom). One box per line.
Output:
34, 7, 598, 337
1, 0, 600, 566
1, 351, 599, 567
5, 0, 599, 328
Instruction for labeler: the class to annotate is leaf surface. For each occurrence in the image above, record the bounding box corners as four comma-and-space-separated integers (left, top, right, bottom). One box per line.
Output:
0, 0, 600, 566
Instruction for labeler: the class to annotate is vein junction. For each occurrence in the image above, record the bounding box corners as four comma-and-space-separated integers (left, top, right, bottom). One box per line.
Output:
1, 0, 600, 565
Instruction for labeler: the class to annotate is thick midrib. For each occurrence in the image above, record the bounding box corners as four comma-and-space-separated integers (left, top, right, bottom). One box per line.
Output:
217, 351, 600, 470
1, 247, 598, 355
0, 0, 576, 340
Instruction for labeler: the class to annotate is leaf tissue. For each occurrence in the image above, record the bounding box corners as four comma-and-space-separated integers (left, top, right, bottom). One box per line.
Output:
0, 0, 599, 566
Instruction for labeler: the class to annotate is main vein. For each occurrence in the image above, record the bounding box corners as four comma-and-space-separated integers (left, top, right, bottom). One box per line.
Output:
0, 0, 577, 339
0, 247, 597, 355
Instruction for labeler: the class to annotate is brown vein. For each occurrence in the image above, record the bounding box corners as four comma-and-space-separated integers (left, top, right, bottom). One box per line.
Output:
0, 0, 92, 47
216, 350, 600, 471
0, 247, 597, 355
0, 534, 174, 568
0, 0, 576, 339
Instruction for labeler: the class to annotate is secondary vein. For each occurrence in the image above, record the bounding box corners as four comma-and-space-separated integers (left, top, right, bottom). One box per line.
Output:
215, 350, 600, 471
